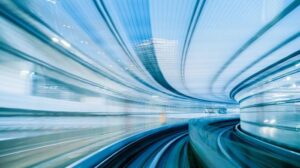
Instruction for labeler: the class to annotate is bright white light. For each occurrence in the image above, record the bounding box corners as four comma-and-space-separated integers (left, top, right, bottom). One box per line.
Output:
291, 83, 297, 88
261, 127, 276, 137
296, 63, 300, 67
286, 76, 291, 81
20, 70, 30, 77
51, 37, 59, 43
60, 40, 71, 48
269, 119, 276, 124
19, 70, 35, 79
263, 119, 269, 123
46, 0, 56, 4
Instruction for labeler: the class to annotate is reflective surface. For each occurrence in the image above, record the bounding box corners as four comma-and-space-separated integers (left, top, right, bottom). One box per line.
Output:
235, 54, 300, 150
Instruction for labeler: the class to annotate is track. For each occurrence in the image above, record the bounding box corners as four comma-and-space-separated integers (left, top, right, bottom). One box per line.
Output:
70, 123, 196, 168
94, 123, 191, 168
218, 124, 300, 168
72, 117, 300, 168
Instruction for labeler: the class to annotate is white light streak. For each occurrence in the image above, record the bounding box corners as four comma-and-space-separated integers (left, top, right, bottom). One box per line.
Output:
269, 119, 276, 124
51, 37, 59, 43
60, 40, 71, 48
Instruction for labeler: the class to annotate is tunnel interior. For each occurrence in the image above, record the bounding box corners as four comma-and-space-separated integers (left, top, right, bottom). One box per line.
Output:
0, 0, 299, 167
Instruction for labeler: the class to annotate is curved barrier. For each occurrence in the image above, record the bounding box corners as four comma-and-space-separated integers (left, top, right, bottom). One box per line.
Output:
232, 52, 300, 151
189, 117, 300, 168
189, 116, 239, 168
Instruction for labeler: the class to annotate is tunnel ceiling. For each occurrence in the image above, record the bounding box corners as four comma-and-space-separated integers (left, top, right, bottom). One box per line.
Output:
1, 0, 299, 107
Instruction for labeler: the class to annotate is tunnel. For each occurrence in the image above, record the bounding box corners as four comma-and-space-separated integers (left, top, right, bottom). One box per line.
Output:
0, 0, 300, 167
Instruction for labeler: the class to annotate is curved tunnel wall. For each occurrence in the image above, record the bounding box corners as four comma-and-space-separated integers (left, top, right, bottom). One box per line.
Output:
234, 52, 300, 151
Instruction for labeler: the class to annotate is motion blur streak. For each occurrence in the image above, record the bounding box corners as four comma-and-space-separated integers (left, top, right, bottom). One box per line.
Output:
0, 0, 299, 168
